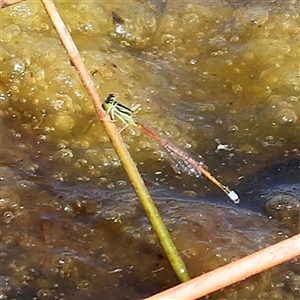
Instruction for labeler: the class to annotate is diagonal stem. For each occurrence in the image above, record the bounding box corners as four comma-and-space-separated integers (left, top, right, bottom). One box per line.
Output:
40, 0, 190, 282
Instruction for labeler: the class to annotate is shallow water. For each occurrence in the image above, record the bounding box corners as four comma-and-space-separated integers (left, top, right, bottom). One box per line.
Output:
0, 0, 299, 299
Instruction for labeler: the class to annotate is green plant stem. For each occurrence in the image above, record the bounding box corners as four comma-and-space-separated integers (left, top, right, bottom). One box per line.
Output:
99, 116, 191, 282
41, 0, 190, 282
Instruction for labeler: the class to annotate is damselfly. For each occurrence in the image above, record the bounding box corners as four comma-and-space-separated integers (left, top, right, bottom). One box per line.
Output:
103, 94, 240, 204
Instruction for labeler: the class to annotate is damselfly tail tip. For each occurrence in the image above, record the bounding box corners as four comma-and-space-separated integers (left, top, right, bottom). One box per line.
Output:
228, 190, 240, 204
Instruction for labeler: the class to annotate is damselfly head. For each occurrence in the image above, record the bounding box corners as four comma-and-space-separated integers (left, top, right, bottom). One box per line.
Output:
106, 94, 116, 104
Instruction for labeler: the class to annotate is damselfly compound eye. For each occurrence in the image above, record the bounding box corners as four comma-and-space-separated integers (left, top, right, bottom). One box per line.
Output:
106, 94, 116, 104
